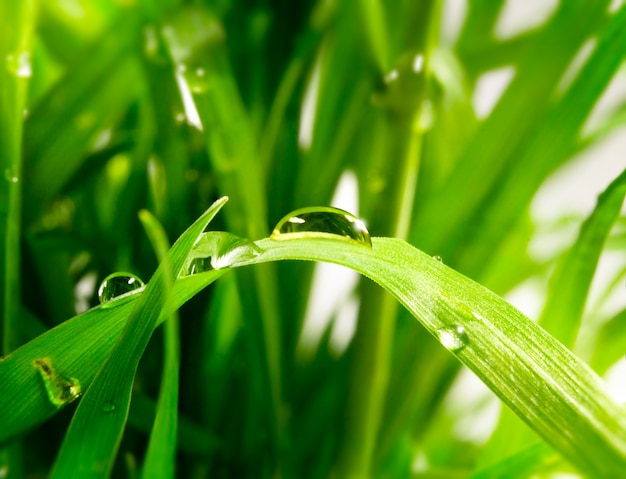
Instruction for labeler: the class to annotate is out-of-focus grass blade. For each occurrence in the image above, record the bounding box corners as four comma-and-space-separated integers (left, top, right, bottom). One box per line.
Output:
414, 2, 610, 275
241, 236, 626, 478
470, 442, 564, 479
539, 167, 626, 347
50, 198, 227, 478
22, 13, 140, 225
139, 210, 179, 479
590, 308, 626, 375
0, 0, 33, 353
453, 6, 626, 278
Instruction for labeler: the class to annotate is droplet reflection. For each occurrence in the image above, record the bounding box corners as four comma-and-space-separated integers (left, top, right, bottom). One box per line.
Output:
271, 207, 372, 247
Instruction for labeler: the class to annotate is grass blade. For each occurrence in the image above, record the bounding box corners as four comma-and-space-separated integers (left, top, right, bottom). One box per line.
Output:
540, 167, 626, 346
139, 210, 180, 479
49, 198, 226, 478
240, 236, 626, 478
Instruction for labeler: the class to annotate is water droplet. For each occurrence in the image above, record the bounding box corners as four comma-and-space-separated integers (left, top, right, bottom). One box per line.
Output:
143, 25, 167, 64
271, 207, 372, 247
34, 358, 82, 407
184, 232, 263, 275
432, 255, 443, 263
102, 401, 116, 413
384, 69, 399, 83
4, 168, 18, 183
412, 54, 424, 73
417, 100, 434, 132
435, 325, 468, 352
6, 51, 32, 78
183, 66, 210, 94
98, 272, 145, 304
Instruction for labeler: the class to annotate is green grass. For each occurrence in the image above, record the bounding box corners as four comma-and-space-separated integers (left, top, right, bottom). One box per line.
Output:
1, 1, 626, 478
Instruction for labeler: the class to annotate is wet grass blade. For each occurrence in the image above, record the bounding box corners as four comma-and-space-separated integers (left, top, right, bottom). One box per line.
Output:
49, 198, 226, 478
240, 236, 626, 478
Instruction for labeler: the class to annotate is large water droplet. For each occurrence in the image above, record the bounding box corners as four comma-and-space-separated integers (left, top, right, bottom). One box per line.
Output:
432, 255, 443, 263
435, 325, 468, 352
271, 207, 372, 247
34, 358, 82, 407
98, 272, 145, 304
6, 52, 32, 78
184, 232, 263, 275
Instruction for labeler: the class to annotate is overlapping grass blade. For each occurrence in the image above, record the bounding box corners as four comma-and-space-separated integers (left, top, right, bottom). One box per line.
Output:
239, 236, 626, 478
50, 198, 227, 477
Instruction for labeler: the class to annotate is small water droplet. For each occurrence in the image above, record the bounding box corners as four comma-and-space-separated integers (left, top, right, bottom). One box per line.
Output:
412, 54, 424, 73
6, 51, 32, 78
384, 69, 399, 83
98, 272, 145, 305
184, 232, 263, 275
4, 168, 18, 183
432, 255, 443, 263
34, 358, 82, 407
184, 66, 210, 94
271, 207, 372, 247
435, 325, 468, 352
417, 100, 434, 132
102, 401, 116, 413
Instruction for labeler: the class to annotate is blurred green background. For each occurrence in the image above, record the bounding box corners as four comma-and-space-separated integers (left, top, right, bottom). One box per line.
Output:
1, 0, 626, 477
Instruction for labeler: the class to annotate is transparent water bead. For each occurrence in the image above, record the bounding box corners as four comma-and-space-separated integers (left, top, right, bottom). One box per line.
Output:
184, 232, 263, 275
6, 52, 32, 78
271, 206, 372, 247
102, 401, 116, 413
435, 325, 468, 352
98, 272, 145, 304
4, 168, 18, 183
34, 358, 82, 407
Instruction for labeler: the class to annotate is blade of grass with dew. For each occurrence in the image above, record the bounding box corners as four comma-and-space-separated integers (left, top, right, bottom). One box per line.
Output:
0, 260, 224, 444
337, 3, 439, 476
0, 201, 225, 439
50, 198, 227, 478
139, 210, 180, 479
539, 167, 626, 347
231, 236, 626, 478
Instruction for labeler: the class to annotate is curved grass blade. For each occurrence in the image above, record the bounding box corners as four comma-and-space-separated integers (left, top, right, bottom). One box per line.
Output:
237, 236, 626, 478
50, 198, 227, 478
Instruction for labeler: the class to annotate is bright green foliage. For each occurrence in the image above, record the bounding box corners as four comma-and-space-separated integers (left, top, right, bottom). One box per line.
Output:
1, 1, 626, 478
